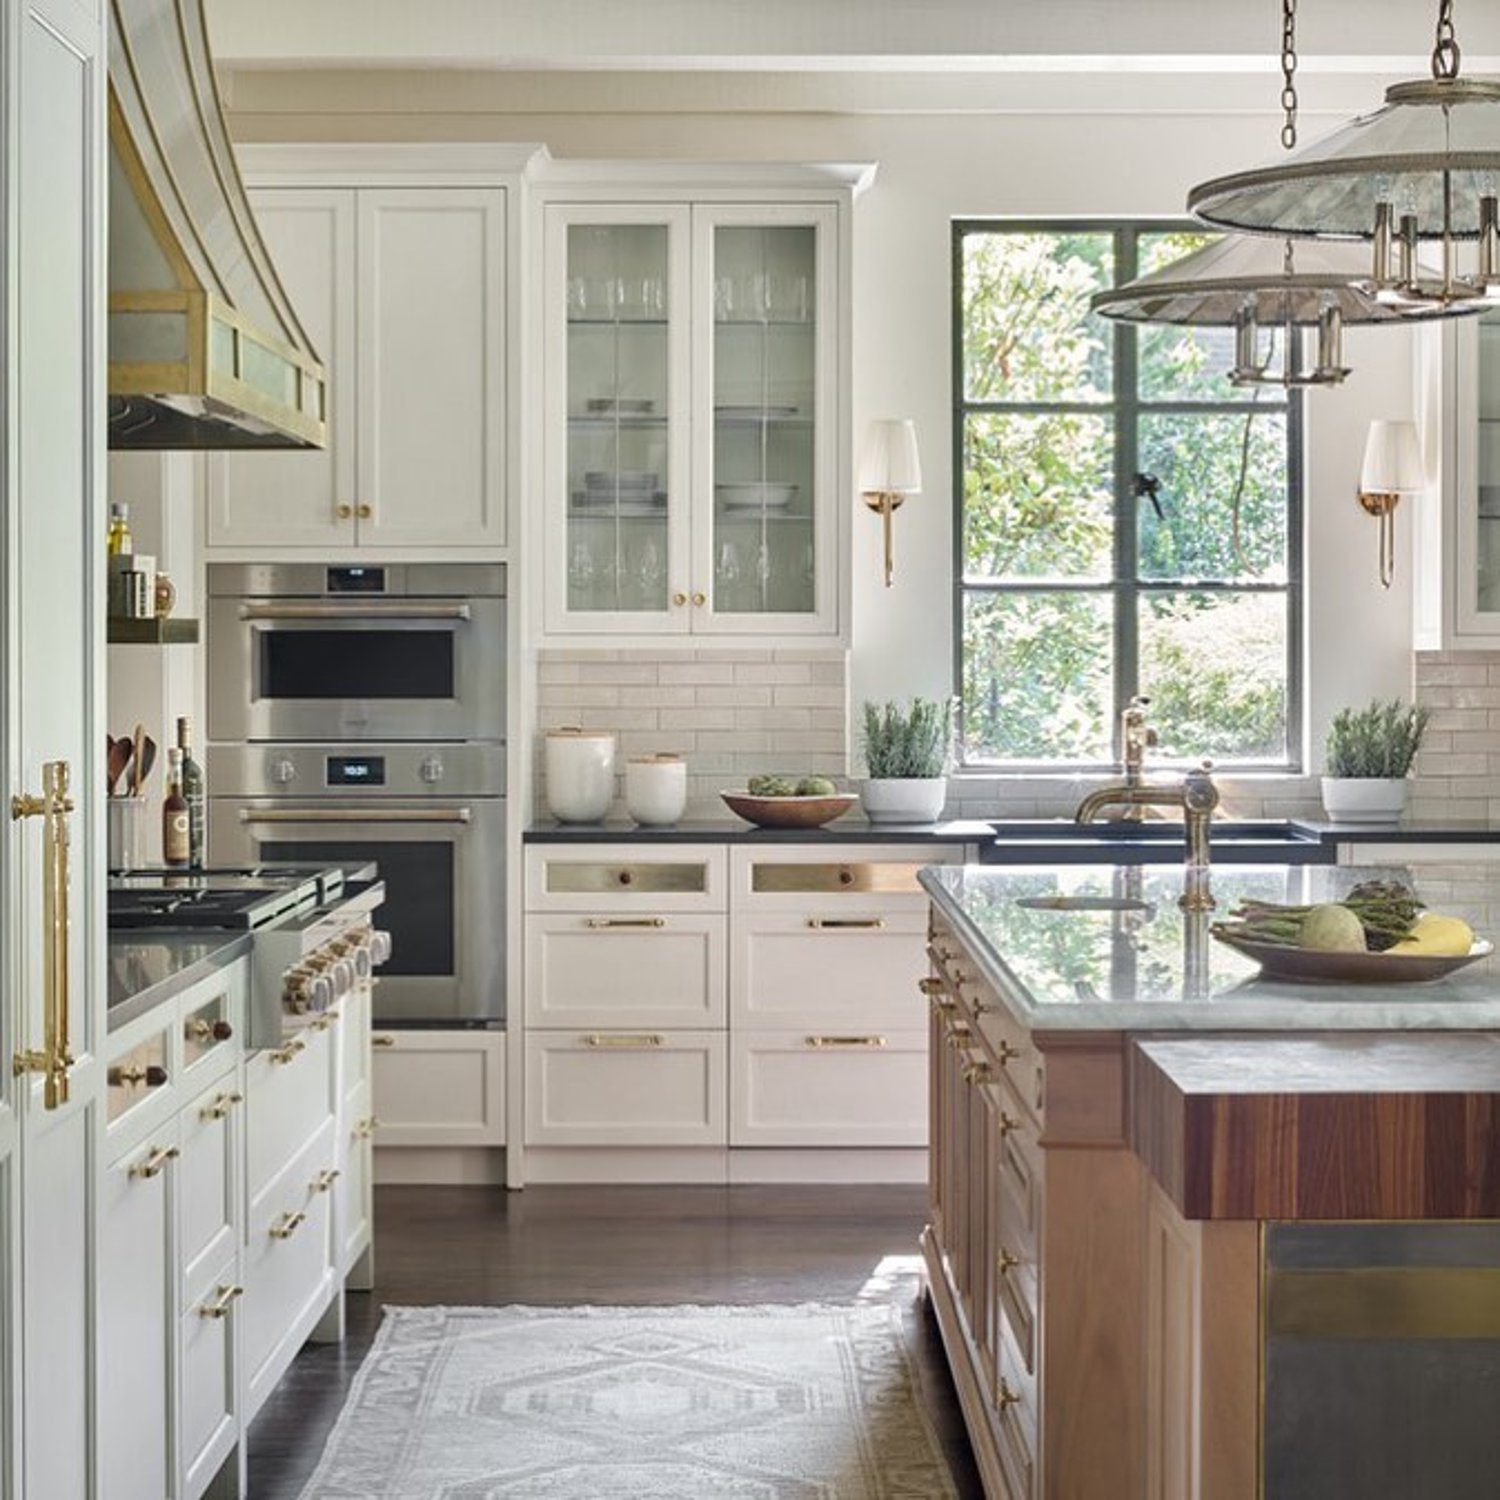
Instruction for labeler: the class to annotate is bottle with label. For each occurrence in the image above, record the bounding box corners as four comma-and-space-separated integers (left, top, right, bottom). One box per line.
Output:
162, 747, 190, 868
176, 716, 206, 870
106, 502, 133, 557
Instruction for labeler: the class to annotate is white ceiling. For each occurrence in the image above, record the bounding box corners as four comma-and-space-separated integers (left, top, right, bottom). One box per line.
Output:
205, 0, 1500, 74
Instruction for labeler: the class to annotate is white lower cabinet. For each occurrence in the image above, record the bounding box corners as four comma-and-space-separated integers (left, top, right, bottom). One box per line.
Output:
525, 1030, 727, 1146
245, 1025, 337, 1203
338, 1079, 374, 1275
371, 1029, 507, 1147
179, 1273, 240, 1499
730, 1029, 929, 1147
101, 1129, 179, 1500
179, 1081, 241, 1308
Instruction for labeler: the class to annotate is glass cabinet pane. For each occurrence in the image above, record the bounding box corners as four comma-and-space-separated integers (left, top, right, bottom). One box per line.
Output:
711, 224, 817, 616
1479, 311, 1500, 613
566, 223, 672, 613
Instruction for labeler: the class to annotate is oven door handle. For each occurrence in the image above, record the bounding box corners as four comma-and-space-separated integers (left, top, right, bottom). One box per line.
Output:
237, 602, 473, 622
237, 807, 473, 825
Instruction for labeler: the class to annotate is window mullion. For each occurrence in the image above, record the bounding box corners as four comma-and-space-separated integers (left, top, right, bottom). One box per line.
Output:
1113, 227, 1140, 765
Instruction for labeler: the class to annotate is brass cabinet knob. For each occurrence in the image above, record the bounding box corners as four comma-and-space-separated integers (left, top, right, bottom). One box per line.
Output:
336, 503, 354, 519
672, 591, 687, 606
372, 1033, 397, 1048
357, 503, 373, 519
998, 1378, 1022, 1410
918, 978, 945, 996
962, 1061, 991, 1085
998, 1248, 1020, 1275
945, 1028, 971, 1051
691, 591, 706, 606
998, 1112, 1021, 1137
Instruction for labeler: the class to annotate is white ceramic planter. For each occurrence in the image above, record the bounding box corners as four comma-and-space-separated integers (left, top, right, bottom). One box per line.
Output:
861, 776, 948, 825
1320, 776, 1409, 825
544, 729, 616, 823
625, 755, 688, 826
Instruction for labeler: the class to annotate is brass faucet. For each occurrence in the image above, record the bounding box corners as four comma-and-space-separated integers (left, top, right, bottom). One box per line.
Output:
1074, 760, 1221, 911
1119, 695, 1159, 821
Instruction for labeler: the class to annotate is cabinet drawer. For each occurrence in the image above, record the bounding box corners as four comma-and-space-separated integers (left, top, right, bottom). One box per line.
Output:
996, 1230, 1040, 1377
730, 1029, 927, 1146
244, 1119, 336, 1401
180, 1081, 243, 1308
180, 1274, 240, 1499
997, 1105, 1042, 1258
526, 1030, 726, 1146
370, 1029, 506, 1147
338, 1078, 373, 1276
526, 844, 727, 912
106, 1027, 172, 1128
732, 844, 961, 910
732, 910, 928, 1029
340, 983, 370, 1106
526, 913, 726, 1028
180, 968, 243, 1092
995, 1327, 1038, 1500
245, 1024, 336, 1203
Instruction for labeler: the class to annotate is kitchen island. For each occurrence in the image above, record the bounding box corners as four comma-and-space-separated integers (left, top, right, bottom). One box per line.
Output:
918, 862, 1500, 1500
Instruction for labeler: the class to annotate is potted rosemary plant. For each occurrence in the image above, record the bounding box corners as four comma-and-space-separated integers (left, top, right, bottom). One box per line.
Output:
1321, 699, 1430, 824
860, 697, 953, 824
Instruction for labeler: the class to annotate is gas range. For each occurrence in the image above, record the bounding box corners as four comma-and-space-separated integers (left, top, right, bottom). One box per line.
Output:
107, 863, 355, 931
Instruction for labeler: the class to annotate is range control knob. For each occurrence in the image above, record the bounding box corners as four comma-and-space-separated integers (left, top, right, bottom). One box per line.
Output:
284, 968, 333, 1014
370, 930, 393, 967
271, 758, 297, 785
327, 957, 355, 998
419, 755, 444, 784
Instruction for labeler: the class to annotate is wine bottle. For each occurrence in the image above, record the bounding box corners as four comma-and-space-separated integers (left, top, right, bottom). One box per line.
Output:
162, 747, 190, 868
177, 716, 206, 870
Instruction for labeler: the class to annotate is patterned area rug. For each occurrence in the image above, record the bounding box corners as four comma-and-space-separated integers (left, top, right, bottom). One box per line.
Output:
297, 1303, 957, 1498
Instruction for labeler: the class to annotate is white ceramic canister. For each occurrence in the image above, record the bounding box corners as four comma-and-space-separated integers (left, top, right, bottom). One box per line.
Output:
625, 753, 688, 826
544, 728, 617, 823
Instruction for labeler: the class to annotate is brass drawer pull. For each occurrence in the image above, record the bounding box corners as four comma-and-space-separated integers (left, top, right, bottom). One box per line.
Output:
806, 917, 886, 931
269, 1210, 308, 1241
372, 1033, 397, 1048
998, 1248, 1020, 1275
963, 1061, 992, 1084
806, 1035, 887, 1049
199, 1090, 244, 1122
998, 1378, 1022, 1410
945, 1028, 972, 1050
311, 1168, 342, 1194
997, 1040, 1021, 1065
585, 917, 667, 929
108, 1063, 168, 1088
129, 1145, 179, 1181
999, 1112, 1022, 1137
582, 1033, 665, 1049
270, 1039, 306, 1065
312, 1009, 341, 1033
186, 1015, 233, 1044
353, 1115, 380, 1140
199, 1284, 244, 1320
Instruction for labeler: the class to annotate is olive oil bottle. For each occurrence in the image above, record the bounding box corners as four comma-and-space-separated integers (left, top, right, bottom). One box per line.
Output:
162, 747, 190, 868
176, 716, 206, 869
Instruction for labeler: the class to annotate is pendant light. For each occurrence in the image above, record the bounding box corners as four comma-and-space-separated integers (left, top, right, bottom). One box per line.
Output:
1189, 0, 1500, 315
1095, 0, 1399, 387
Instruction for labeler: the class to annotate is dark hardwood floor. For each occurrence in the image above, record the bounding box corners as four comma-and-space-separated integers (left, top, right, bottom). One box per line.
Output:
249, 1182, 982, 1497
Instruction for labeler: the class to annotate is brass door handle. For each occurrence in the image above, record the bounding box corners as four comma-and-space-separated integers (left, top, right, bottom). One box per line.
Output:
11, 761, 75, 1109
372, 1034, 397, 1048
806, 918, 886, 931
806, 1035, 887, 1049
585, 917, 667, 929
129, 1145, 179, 1181
199, 1090, 243, 1122
199, 1284, 244, 1320
311, 1168, 342, 1194
270, 1038, 306, 1065
269, 1210, 308, 1240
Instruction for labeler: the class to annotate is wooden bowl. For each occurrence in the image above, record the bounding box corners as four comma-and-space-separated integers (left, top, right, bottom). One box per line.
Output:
719, 791, 857, 830
1212, 931, 1494, 985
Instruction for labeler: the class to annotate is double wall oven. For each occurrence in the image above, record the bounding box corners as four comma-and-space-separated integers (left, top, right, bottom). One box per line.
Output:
207, 564, 506, 1028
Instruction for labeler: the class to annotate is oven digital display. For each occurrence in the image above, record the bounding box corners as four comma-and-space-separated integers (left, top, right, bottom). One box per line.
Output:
327, 566, 386, 593
326, 755, 386, 787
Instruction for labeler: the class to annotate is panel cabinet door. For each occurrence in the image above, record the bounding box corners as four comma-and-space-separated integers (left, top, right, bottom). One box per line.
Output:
543, 204, 693, 634
100, 1132, 178, 1500
356, 188, 506, 548
692, 203, 839, 635
204, 189, 358, 548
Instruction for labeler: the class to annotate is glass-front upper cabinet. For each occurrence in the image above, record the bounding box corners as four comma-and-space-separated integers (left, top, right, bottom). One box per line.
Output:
694, 206, 838, 634
544, 205, 691, 634
544, 200, 840, 638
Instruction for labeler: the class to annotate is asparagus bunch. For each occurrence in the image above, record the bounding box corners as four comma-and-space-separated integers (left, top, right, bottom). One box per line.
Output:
1211, 880, 1423, 952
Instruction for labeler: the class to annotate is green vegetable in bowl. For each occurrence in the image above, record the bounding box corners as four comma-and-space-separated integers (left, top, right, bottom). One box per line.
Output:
1212, 879, 1424, 953
748, 774, 799, 797
1298, 904, 1367, 953
797, 775, 838, 796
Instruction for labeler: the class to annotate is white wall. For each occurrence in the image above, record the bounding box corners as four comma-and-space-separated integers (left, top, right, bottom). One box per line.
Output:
225, 96, 1421, 778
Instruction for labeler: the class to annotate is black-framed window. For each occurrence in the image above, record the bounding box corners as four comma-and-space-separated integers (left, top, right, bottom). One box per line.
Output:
953, 221, 1304, 771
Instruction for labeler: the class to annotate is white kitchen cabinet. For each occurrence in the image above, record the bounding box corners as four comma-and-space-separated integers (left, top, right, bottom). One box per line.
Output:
525, 912, 727, 1029
525, 843, 728, 914
100, 1130, 179, 1500
339, 1080, 375, 1276
730, 1029, 928, 1147
178, 1081, 242, 1312
370, 1029, 507, 1147
525, 1030, 727, 1146
541, 190, 851, 641
245, 1024, 336, 1203
179, 1279, 240, 1500
206, 186, 506, 553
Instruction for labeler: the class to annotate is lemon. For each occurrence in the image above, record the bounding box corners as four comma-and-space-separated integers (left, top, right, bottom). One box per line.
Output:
1387, 913, 1475, 958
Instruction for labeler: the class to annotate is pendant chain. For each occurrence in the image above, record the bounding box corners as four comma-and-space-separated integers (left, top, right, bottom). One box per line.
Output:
1432, 0, 1461, 81
1280, 0, 1298, 150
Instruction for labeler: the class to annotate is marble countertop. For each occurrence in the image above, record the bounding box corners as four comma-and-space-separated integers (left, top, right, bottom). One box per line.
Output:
107, 931, 252, 1034
919, 862, 1500, 1033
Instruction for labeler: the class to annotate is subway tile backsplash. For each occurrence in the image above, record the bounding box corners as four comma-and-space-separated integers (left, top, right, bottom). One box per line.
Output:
535, 646, 849, 817
1412, 650, 1500, 820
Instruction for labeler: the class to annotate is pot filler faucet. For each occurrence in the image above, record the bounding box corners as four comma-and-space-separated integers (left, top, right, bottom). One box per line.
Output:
1073, 755, 1222, 913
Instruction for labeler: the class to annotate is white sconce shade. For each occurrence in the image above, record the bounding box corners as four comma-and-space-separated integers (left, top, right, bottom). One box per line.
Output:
1359, 420, 1425, 495
859, 419, 922, 496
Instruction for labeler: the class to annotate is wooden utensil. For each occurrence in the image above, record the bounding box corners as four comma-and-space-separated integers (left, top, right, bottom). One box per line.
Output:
134, 733, 157, 794
106, 735, 132, 796
131, 724, 145, 796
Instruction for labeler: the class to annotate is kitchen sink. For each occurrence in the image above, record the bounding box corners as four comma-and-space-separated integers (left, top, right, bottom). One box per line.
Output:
1015, 894, 1153, 914
983, 818, 1332, 866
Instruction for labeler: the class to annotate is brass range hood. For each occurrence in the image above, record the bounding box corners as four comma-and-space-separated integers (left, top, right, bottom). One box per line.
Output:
107, 0, 326, 449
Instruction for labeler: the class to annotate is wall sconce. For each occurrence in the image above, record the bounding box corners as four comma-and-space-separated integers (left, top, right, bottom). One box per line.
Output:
858, 419, 921, 588
1357, 419, 1424, 589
